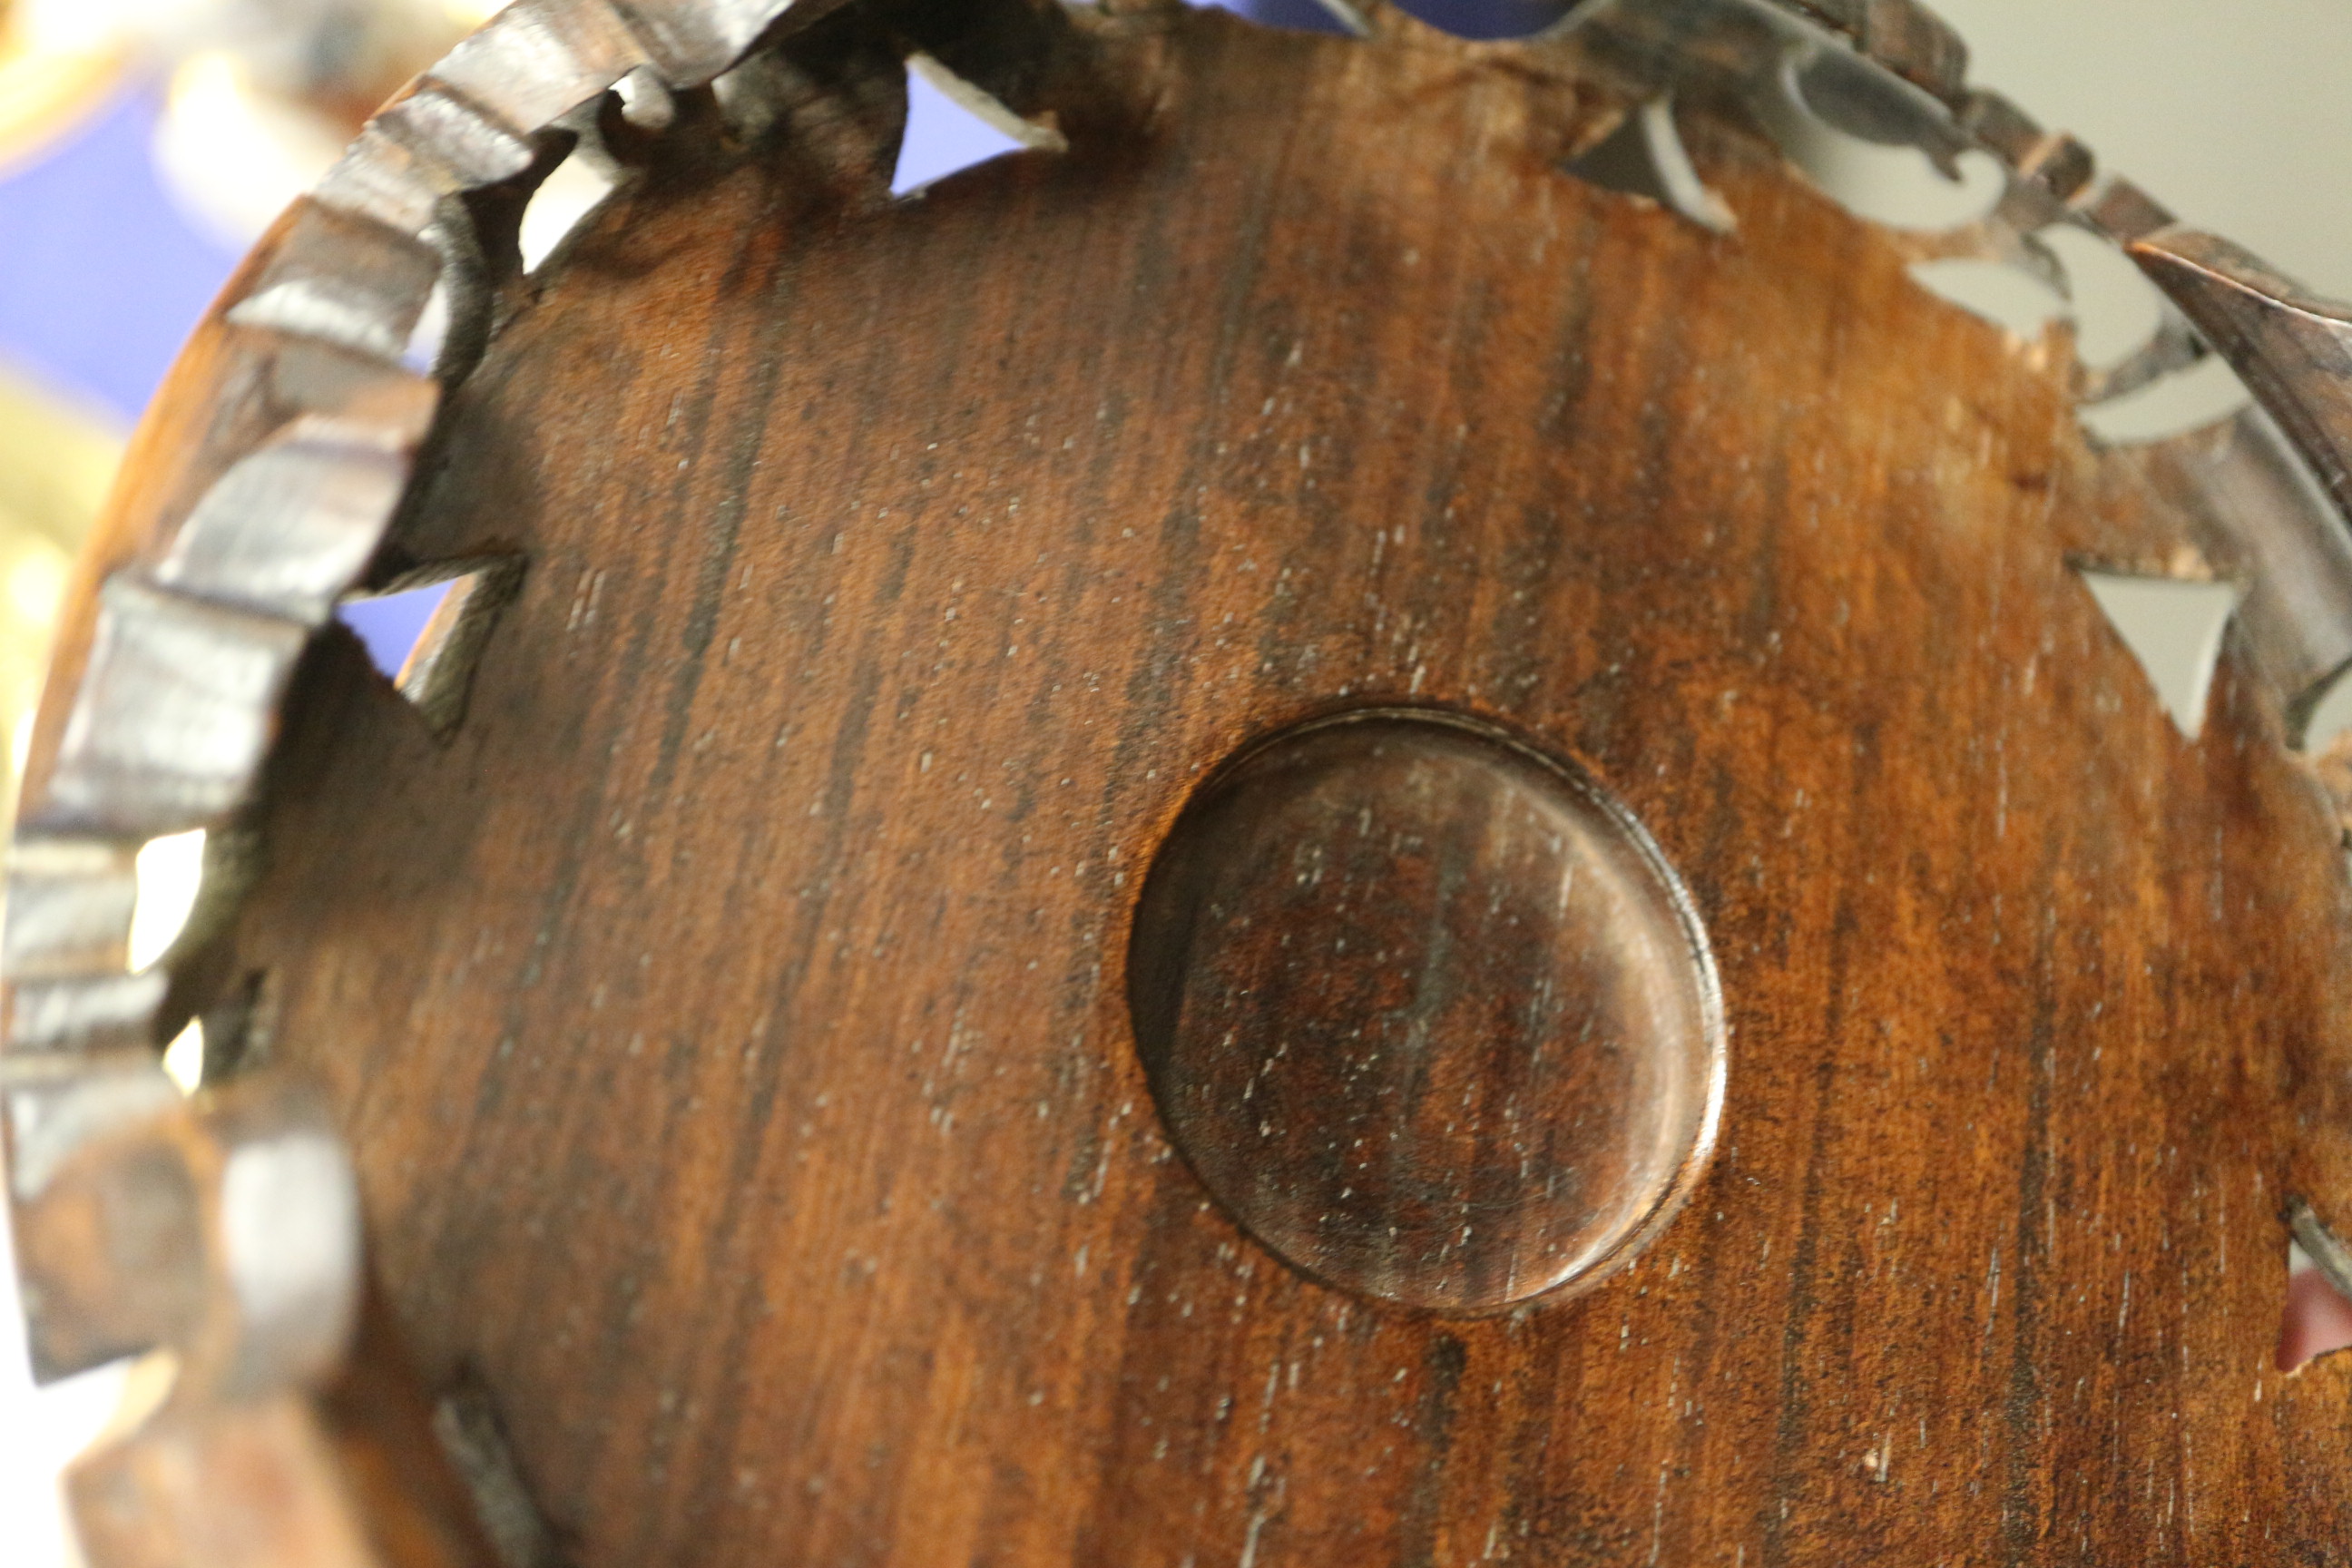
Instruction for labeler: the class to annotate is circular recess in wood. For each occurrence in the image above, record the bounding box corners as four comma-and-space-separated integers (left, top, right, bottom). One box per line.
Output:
1128, 709, 1725, 1312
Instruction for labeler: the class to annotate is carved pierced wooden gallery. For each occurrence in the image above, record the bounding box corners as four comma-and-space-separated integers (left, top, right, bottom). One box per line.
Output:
12, 0, 2352, 1563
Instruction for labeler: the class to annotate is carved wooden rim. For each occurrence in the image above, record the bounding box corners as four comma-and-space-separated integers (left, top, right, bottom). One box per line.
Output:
11, 0, 2352, 1553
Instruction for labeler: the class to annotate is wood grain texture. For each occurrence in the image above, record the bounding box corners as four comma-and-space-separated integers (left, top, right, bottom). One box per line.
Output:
1127, 708, 1722, 1314
181, 4, 2352, 1563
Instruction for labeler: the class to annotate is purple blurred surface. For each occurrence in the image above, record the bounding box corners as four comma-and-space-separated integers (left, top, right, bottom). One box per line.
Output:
1388, 0, 1569, 38
338, 583, 449, 677
893, 66, 1037, 194
1200, 0, 1354, 33
0, 88, 240, 423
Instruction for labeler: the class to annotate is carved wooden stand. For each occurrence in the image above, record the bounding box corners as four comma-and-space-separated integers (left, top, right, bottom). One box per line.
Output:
15, 1, 2352, 1563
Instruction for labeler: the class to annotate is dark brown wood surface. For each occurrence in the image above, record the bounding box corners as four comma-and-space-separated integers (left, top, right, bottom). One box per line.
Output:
186, 5, 2352, 1563
1126, 707, 1724, 1315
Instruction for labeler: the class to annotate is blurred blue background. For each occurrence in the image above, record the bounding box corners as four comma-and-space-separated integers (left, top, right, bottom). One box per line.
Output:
0, 89, 233, 423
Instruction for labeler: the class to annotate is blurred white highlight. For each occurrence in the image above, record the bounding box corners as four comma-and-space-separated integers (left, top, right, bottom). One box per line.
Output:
130, 828, 205, 973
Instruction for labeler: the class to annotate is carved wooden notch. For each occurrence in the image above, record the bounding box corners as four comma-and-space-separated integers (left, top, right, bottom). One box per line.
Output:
1562, 97, 1736, 233
891, 52, 1068, 197
341, 556, 526, 740
2074, 566, 2240, 740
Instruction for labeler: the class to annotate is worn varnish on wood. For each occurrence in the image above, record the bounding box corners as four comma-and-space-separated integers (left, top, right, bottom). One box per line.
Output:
178, 4, 2352, 1563
1128, 708, 1723, 1314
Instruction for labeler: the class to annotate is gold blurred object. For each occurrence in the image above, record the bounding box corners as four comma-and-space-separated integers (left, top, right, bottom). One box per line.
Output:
0, 0, 128, 175
0, 361, 121, 807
